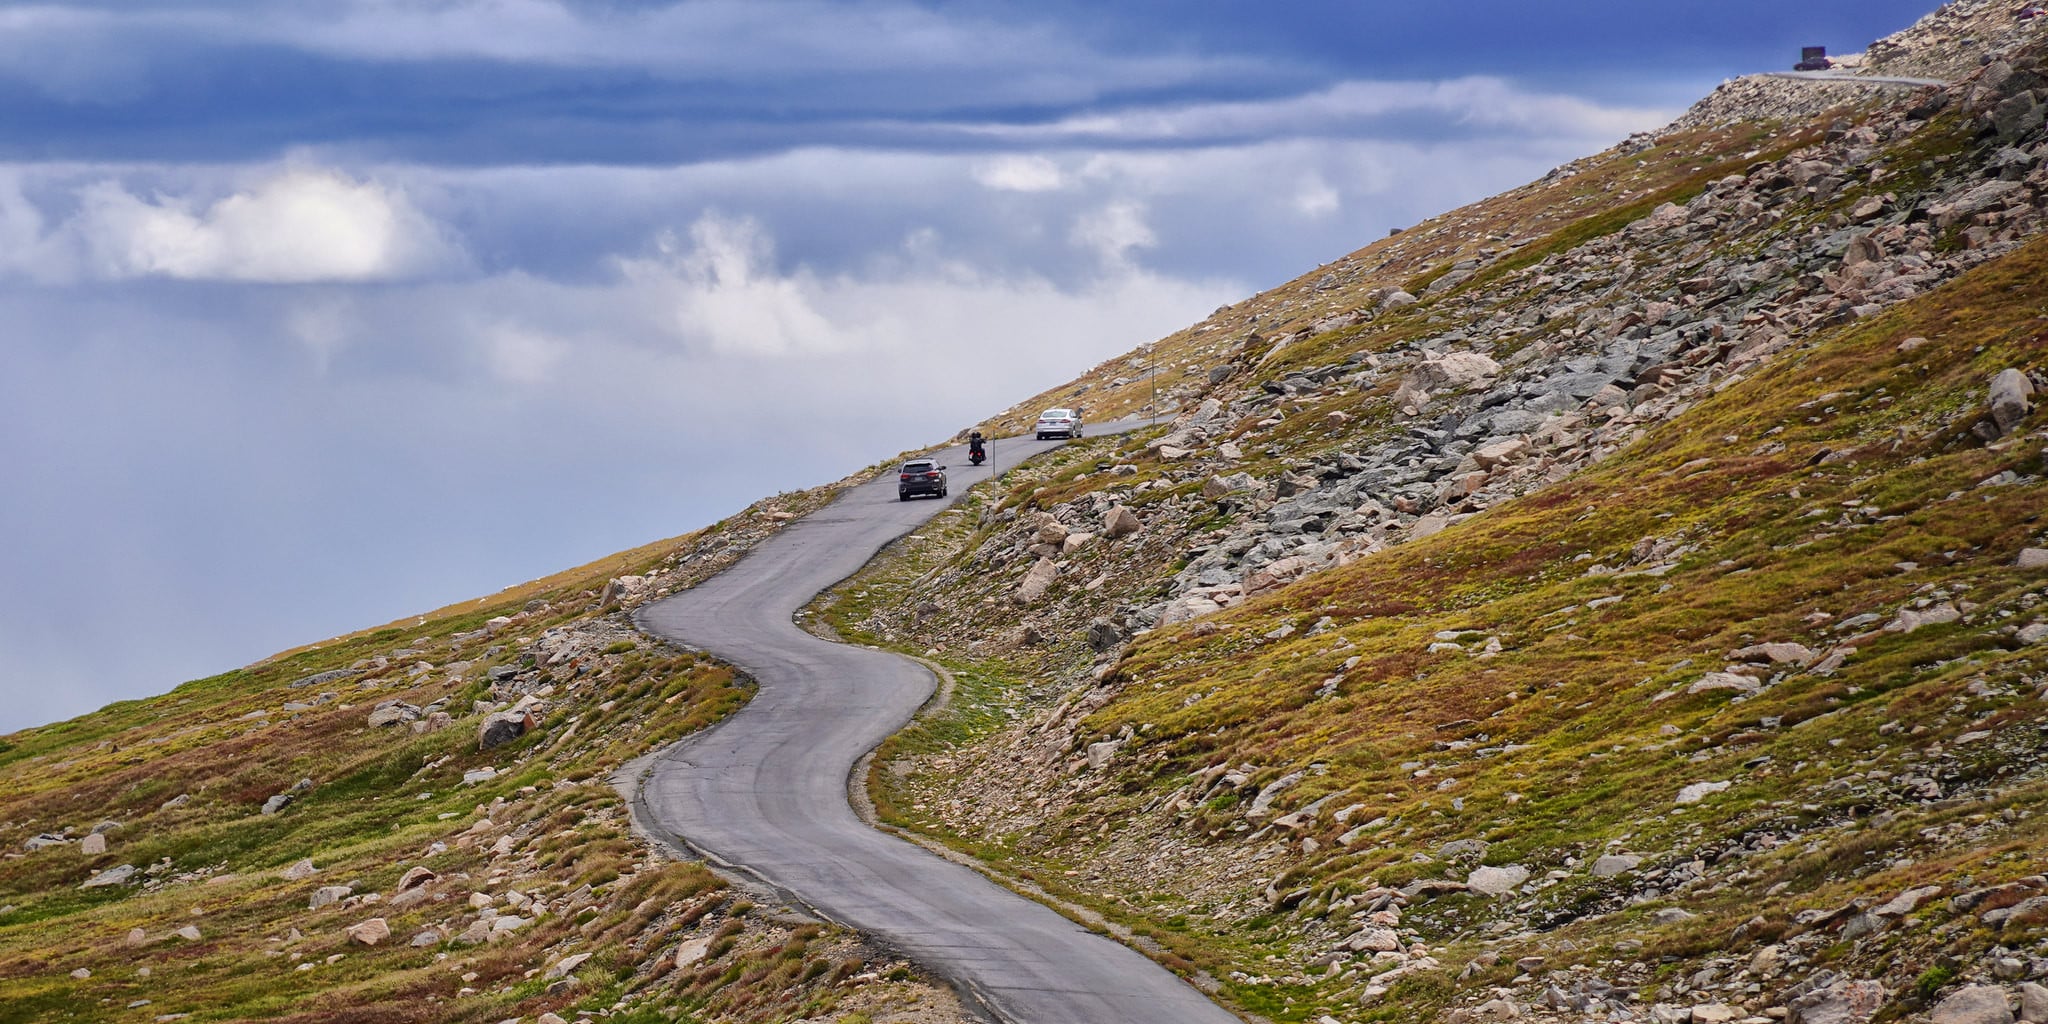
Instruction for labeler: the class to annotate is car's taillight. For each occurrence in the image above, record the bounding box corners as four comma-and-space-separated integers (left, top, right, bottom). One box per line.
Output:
900, 473, 911, 481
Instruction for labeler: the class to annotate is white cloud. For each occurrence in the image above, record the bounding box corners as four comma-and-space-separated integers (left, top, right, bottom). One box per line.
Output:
974, 155, 1067, 193
1069, 201, 1156, 269
1292, 174, 1341, 218
69, 168, 462, 283
479, 322, 570, 384
621, 214, 857, 357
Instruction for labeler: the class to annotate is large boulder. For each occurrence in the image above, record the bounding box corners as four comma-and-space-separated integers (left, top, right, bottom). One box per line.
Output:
1406, 352, 1501, 394
1466, 864, 1529, 896
309, 884, 354, 910
1103, 505, 1142, 539
1085, 618, 1126, 653
366, 701, 421, 728
1990, 368, 2035, 437
1014, 558, 1059, 604
79, 864, 136, 888
477, 710, 536, 750
1787, 978, 1887, 1024
1932, 986, 2014, 1024
346, 918, 391, 946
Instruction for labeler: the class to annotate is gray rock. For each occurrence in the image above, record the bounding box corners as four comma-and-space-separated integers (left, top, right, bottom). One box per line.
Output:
409, 928, 443, 948
1084, 739, 1121, 770
1788, 979, 1886, 1024
1990, 368, 2035, 437
80, 864, 136, 888
79, 833, 107, 856
366, 702, 420, 728
172, 925, 201, 941
1244, 771, 1304, 821
260, 793, 293, 815
476, 710, 533, 750
309, 885, 353, 910
546, 952, 593, 980
1888, 602, 1961, 633
1730, 642, 1815, 665
1103, 505, 1142, 539
281, 859, 319, 881
1085, 618, 1126, 652
1932, 985, 2013, 1024
1345, 926, 1402, 952
2017, 548, 2048, 570
2018, 982, 2048, 1023
1687, 672, 1761, 695
1591, 854, 1642, 878
1994, 92, 2045, 142
1014, 558, 1059, 604
346, 918, 390, 946
1467, 864, 1530, 896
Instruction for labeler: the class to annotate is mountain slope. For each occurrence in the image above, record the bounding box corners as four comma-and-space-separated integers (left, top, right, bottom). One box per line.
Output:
818, 7, 2048, 1023
6, 4, 2048, 1024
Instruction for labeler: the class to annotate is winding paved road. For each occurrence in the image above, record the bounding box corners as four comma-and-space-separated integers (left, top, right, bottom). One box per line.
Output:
627, 424, 1241, 1024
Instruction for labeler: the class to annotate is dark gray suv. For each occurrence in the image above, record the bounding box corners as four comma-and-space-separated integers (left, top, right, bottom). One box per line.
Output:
898, 459, 948, 500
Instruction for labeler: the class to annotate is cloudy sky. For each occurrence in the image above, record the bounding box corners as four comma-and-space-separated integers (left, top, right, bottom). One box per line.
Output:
0, 0, 1935, 733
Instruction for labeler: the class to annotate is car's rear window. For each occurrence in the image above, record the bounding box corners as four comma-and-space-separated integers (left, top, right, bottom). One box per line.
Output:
1040, 409, 1071, 419
903, 461, 935, 472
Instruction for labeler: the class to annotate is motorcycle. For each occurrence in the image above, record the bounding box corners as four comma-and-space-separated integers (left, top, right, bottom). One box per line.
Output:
968, 435, 987, 466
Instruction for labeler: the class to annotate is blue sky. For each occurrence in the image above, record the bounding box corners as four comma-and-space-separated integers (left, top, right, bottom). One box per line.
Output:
0, 0, 1937, 733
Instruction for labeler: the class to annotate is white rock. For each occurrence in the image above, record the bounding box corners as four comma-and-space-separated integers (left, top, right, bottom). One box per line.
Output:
2016, 548, 2048, 570
280, 859, 318, 881
546, 952, 593, 980
1345, 927, 1402, 952
309, 885, 353, 910
1466, 864, 1530, 896
79, 834, 107, 856
172, 925, 201, 942
1887, 601, 1961, 633
1675, 781, 1731, 805
1873, 885, 1942, 917
675, 936, 714, 968
1687, 672, 1761, 695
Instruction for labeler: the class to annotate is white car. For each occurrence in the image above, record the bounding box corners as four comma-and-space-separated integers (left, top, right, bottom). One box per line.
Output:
1034, 408, 1083, 440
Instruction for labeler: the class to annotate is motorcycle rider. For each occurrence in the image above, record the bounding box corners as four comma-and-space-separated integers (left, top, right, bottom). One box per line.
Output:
969, 430, 987, 463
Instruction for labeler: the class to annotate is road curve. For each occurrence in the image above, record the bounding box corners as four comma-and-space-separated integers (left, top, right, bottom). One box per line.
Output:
628, 423, 1241, 1024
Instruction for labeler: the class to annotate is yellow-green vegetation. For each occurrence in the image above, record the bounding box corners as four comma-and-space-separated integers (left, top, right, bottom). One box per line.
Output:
820, 61, 2048, 1022
0, 483, 956, 1024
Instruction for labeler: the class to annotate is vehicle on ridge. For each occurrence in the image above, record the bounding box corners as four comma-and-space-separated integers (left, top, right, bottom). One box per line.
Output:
1034, 408, 1083, 440
898, 459, 948, 501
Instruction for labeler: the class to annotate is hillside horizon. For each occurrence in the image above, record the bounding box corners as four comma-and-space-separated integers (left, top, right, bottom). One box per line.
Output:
6, 2, 2048, 1022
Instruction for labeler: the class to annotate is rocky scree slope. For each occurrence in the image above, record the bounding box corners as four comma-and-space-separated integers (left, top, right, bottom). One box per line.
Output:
824, 10, 2048, 1024
0, 481, 975, 1024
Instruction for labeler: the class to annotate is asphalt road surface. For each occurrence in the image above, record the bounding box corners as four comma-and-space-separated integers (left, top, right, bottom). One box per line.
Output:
629, 422, 1241, 1024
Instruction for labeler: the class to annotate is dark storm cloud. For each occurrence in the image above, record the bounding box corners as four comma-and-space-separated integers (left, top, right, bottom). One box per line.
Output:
0, 0, 1957, 733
